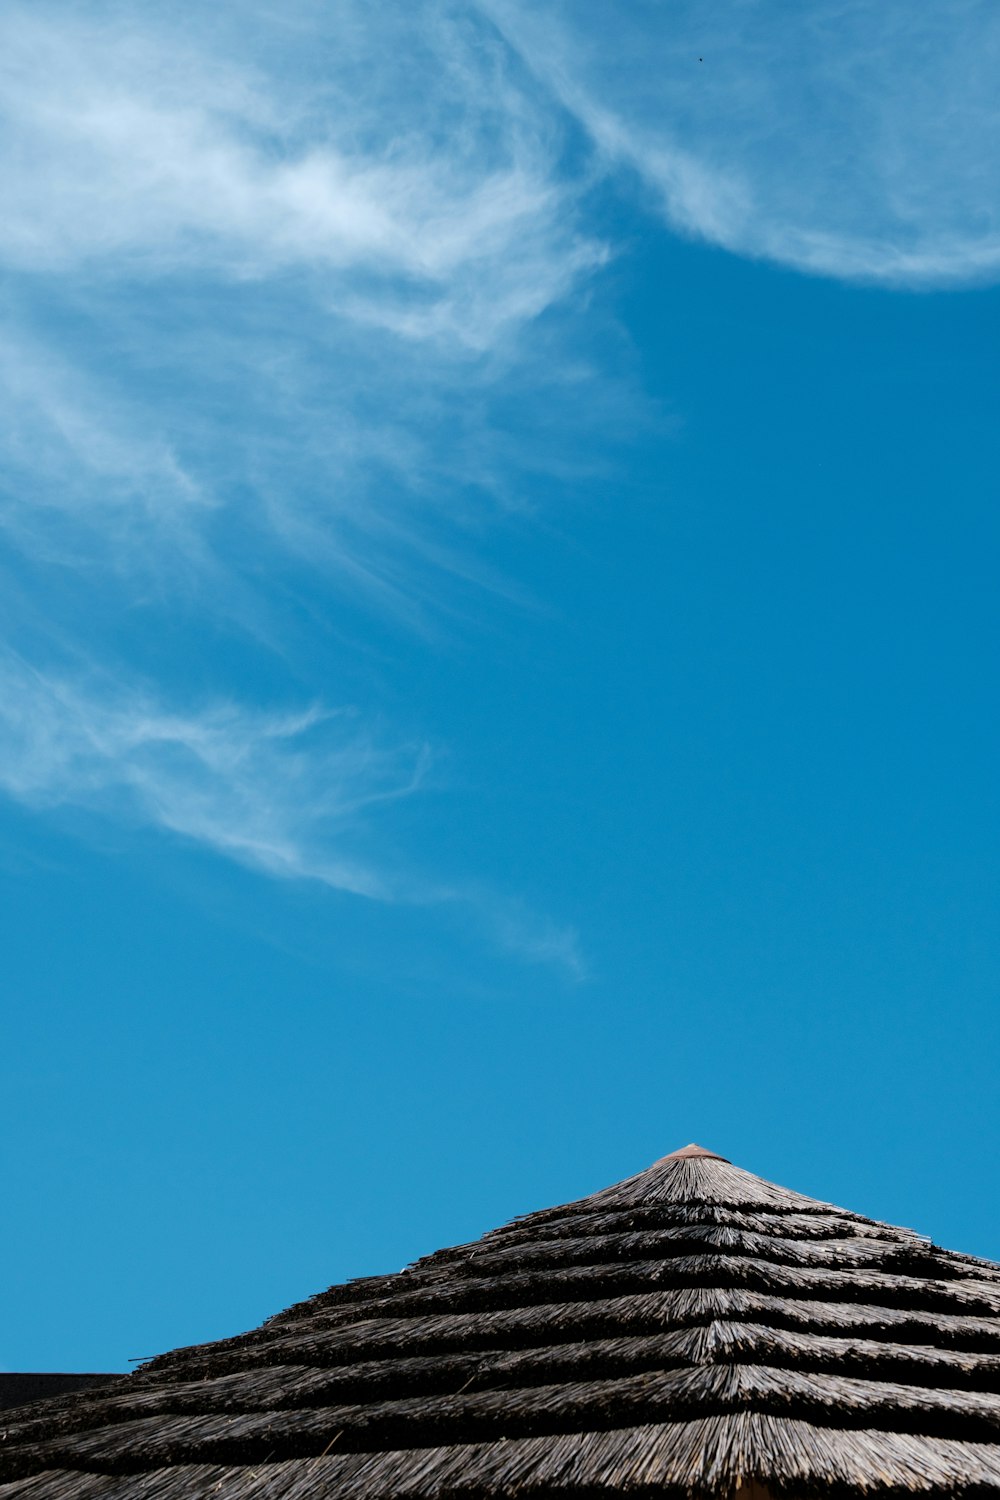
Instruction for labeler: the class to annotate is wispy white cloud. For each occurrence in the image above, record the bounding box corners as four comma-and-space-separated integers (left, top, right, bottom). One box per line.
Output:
476, 895, 587, 983
487, 0, 1000, 287
0, 4, 606, 972
0, 1, 610, 597
0, 648, 585, 976
0, 326, 209, 577
0, 649, 417, 898
0, 3, 600, 347
11, 0, 992, 976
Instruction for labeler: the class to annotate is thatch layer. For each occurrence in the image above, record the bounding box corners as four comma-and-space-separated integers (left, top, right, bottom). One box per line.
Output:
10, 1322, 1000, 1451
4, 1146, 1000, 1497
10, 1417, 1000, 1500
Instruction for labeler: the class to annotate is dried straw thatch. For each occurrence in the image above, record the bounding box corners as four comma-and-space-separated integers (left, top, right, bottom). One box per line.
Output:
4, 1143, 1000, 1498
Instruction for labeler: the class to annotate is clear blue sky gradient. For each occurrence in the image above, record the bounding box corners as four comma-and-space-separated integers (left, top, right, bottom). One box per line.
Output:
2, 1, 999, 1371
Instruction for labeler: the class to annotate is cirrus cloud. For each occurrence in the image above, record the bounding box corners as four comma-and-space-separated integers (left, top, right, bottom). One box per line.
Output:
487, 0, 1000, 287
0, 0, 993, 985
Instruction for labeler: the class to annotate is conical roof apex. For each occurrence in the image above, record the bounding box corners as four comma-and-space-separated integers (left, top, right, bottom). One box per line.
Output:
576, 1141, 842, 1213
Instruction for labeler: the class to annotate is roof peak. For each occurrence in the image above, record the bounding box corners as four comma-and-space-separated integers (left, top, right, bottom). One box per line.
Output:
662, 1143, 730, 1162
579, 1142, 840, 1211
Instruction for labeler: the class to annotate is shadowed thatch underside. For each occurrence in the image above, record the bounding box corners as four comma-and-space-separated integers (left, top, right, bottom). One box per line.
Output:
4, 1145, 1000, 1498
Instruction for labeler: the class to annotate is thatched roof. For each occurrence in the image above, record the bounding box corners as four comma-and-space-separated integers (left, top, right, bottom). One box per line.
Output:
4, 1143, 1000, 1498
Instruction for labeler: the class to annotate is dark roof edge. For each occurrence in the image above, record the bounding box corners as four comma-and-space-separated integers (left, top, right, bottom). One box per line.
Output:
0, 1372, 123, 1414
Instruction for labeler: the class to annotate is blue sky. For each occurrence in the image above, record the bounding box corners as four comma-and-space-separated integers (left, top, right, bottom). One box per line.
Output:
2, 0, 1000, 1372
